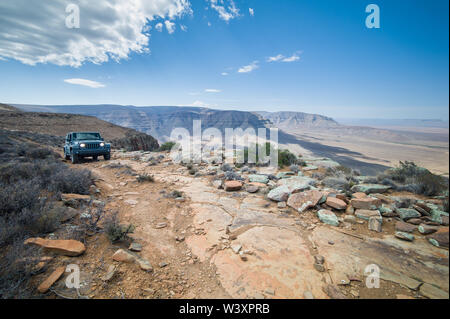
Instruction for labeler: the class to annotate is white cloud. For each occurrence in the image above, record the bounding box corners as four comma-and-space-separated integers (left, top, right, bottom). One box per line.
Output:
249, 8, 254, 16
238, 61, 259, 73
207, 22, 212, 27
209, 0, 240, 22
188, 100, 216, 108
267, 52, 301, 63
64, 78, 105, 88
155, 23, 164, 32
205, 89, 221, 93
180, 24, 188, 32
267, 54, 284, 62
0, 0, 192, 67
221, 72, 229, 76
282, 54, 300, 62
165, 20, 176, 34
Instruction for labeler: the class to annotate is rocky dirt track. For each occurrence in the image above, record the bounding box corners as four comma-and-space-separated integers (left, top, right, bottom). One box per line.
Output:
30, 150, 449, 299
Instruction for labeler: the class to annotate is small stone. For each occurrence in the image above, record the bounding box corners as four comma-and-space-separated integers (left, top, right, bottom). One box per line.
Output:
344, 215, 356, 224
246, 185, 259, 193
418, 224, 438, 235
429, 227, 449, 247
314, 255, 325, 265
155, 222, 168, 229
277, 202, 287, 209
326, 197, 347, 210
317, 209, 339, 226
129, 242, 142, 252
314, 263, 326, 272
395, 231, 415, 242
368, 216, 382, 232
264, 288, 275, 296
159, 262, 168, 268
303, 291, 314, 299
231, 244, 242, 254
37, 266, 66, 293
224, 181, 243, 192
102, 265, 116, 282
112, 249, 135, 263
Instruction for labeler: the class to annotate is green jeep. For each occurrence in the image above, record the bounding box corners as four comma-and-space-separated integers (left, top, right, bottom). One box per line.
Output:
64, 132, 111, 164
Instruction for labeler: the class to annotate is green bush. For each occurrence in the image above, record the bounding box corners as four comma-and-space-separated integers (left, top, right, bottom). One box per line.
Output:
379, 161, 448, 196
278, 149, 298, 168
158, 142, 176, 152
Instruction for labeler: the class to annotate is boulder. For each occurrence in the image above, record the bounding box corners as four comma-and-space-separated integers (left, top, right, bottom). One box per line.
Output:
278, 176, 316, 193
37, 266, 66, 293
287, 190, 324, 213
248, 175, 269, 184
396, 208, 421, 221
325, 197, 347, 210
25, 238, 86, 257
317, 209, 339, 226
268, 185, 290, 202
224, 181, 243, 192
351, 184, 391, 194
355, 209, 382, 222
350, 197, 381, 210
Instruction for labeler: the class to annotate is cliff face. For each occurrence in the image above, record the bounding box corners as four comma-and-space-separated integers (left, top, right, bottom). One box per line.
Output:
13, 105, 272, 142
257, 111, 340, 130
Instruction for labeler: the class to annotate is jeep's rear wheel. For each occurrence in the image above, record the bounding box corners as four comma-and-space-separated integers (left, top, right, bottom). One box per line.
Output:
71, 153, 79, 164
104, 153, 111, 161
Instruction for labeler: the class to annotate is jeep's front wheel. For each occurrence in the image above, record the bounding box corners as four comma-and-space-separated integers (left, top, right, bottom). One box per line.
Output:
71, 153, 79, 164
104, 153, 111, 161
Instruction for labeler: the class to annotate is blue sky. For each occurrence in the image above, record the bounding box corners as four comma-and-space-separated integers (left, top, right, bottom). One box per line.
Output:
0, 0, 448, 119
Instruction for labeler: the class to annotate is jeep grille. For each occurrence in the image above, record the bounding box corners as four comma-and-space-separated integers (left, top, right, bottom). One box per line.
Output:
86, 143, 100, 149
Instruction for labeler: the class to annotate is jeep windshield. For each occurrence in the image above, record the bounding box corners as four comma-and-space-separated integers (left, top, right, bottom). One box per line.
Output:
73, 133, 101, 140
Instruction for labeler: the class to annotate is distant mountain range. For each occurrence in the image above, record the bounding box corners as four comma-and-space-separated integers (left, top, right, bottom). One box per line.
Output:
12, 104, 338, 142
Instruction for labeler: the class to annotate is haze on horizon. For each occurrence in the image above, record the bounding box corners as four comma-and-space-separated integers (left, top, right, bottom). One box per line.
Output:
0, 0, 448, 120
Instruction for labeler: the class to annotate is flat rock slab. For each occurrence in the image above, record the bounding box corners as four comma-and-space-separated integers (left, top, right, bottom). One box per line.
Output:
311, 227, 449, 296
38, 266, 66, 293
397, 208, 421, 221
61, 193, 91, 207
211, 226, 328, 299
287, 190, 324, 213
25, 238, 86, 257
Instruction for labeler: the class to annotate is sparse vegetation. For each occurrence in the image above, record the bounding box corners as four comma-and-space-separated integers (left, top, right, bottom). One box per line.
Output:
137, 174, 155, 183
158, 141, 176, 152
103, 211, 135, 243
377, 161, 448, 196
0, 130, 94, 297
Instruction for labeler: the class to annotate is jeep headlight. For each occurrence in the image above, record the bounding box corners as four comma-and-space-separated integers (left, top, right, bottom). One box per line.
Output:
80, 143, 86, 148
100, 142, 105, 147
